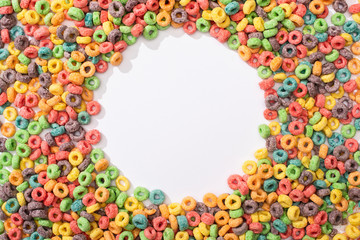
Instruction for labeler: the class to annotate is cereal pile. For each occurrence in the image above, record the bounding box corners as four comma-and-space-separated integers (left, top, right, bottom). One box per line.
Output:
0, 0, 360, 238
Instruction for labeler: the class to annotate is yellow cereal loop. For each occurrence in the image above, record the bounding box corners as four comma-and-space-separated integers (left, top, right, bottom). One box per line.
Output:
211, 7, 226, 23
273, 164, 286, 179
287, 206, 300, 221
3, 107, 18, 121
243, 0, 256, 14
292, 216, 308, 228
254, 148, 268, 159
330, 189, 343, 204
253, 17, 264, 31
201, 10, 212, 20
242, 161, 257, 175
198, 222, 210, 236
224, 194, 241, 210
321, 72, 335, 83
236, 18, 248, 32
258, 211, 271, 222
312, 117, 327, 131
277, 194, 292, 208
115, 212, 129, 227
324, 95, 336, 110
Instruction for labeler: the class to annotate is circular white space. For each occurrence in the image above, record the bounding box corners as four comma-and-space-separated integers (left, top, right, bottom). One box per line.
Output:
91, 28, 265, 202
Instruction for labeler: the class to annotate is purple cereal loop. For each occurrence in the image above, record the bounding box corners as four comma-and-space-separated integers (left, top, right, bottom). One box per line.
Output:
243, 200, 258, 214
339, 48, 353, 60
63, 27, 79, 43
0, 233, 9, 240
125, 0, 138, 12
232, 222, 248, 235
69, 126, 86, 142
80, 211, 95, 222
108, 29, 122, 44
194, 202, 208, 215
22, 221, 37, 234
269, 202, 283, 218
0, 15, 17, 29
316, 189, 330, 198
45, 132, 56, 146
171, 8, 188, 24
16, 72, 32, 83
331, 103, 348, 119
307, 82, 318, 98
23, 188, 33, 203
298, 170, 313, 186
308, 52, 324, 64
248, 32, 263, 40
57, 160, 72, 176
1, 69, 16, 84
328, 26, 341, 37
37, 226, 53, 238
73, 235, 87, 240
28, 201, 45, 211
302, 34, 318, 49
27, 62, 39, 78
265, 95, 280, 111
302, 202, 318, 217
333, 145, 350, 161
30, 209, 48, 219
0, 80, 8, 92
19, 206, 32, 221
208, 206, 221, 216
345, 159, 358, 172
325, 79, 340, 93
56, 25, 67, 40
65, 93, 82, 107
39, 72, 52, 87
349, 188, 360, 201
269, 37, 280, 52
209, 1, 220, 9
281, 44, 297, 58
266, 135, 277, 152
333, 0, 348, 13
59, 142, 75, 152
255, 5, 267, 18
328, 210, 343, 225
22, 168, 35, 178
38, 86, 53, 99
338, 97, 353, 111
109, 1, 125, 18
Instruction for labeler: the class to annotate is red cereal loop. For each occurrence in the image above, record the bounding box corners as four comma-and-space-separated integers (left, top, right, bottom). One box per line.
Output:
1, 29, 10, 43
238, 31, 248, 45
146, 0, 159, 11
28, 135, 41, 149
331, 36, 346, 50
276, 30, 288, 44
293, 4, 306, 17
31, 187, 47, 201
247, 53, 261, 68
289, 102, 303, 117
197, 0, 208, 10
183, 21, 197, 35
152, 217, 167, 232
217, 29, 231, 43
303, 185, 316, 198
123, 13, 136, 26
77, 140, 92, 155
289, 189, 304, 202
19, 106, 35, 119
41, 141, 51, 156
350, 3, 360, 13
55, 134, 71, 146
306, 224, 321, 238
99, 216, 110, 229
344, 79, 357, 93
318, 41, 332, 54
85, 129, 101, 145
292, 228, 305, 240
258, 51, 274, 66
227, 174, 242, 190
259, 78, 274, 91
313, 211, 327, 225
280, 226, 292, 239
56, 111, 70, 125
316, 5, 328, 18
186, 211, 200, 227
95, 60, 108, 73
133, 3, 147, 16
83, 193, 97, 206
296, 44, 307, 58
131, 23, 145, 37
249, 222, 263, 234
210, 25, 221, 38
70, 220, 83, 234
278, 178, 292, 194
282, 58, 296, 72
200, 213, 214, 225
263, 109, 278, 120
144, 227, 157, 240
0, 92, 7, 106
87, 101, 101, 115
48, 208, 63, 222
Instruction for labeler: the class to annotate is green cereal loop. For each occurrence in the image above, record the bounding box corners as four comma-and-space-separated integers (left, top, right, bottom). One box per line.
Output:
78, 111, 91, 125
302, 25, 315, 35
325, 49, 339, 63
123, 33, 137, 46
196, 18, 211, 32
16, 143, 31, 158
247, 38, 262, 49
16, 181, 29, 192
18, 53, 30, 65
305, 125, 313, 138
348, 201, 356, 214
60, 197, 73, 212
0, 0, 10, 7
27, 121, 42, 135
262, 39, 272, 51
257, 158, 272, 166
102, 52, 113, 62
278, 108, 287, 123
245, 230, 254, 240
219, 0, 230, 5
85, 164, 95, 173
73, 186, 88, 199
246, 12, 257, 25
11, 0, 21, 12
90, 148, 104, 163
309, 112, 321, 125
256, 0, 270, 7
93, 11, 101, 25
263, 28, 278, 38
321, 222, 332, 235
209, 224, 218, 238
261, 222, 271, 235
78, 171, 92, 186
229, 208, 243, 218
47, 164, 61, 179
67, 7, 85, 21
11, 155, 20, 169
0, 152, 12, 166
341, 124, 356, 138
269, 6, 285, 21
325, 169, 340, 183
258, 124, 270, 138
313, 18, 328, 33
302, 236, 315, 240
77, 217, 91, 232
96, 173, 111, 187
119, 231, 134, 240
109, 186, 120, 198
38, 219, 53, 228
354, 151, 360, 165
227, 35, 240, 50
38, 115, 50, 129
257, 66, 272, 79
134, 186, 150, 201
35, 0, 50, 15
156, 23, 170, 31
281, 19, 295, 31
264, 19, 278, 29
105, 166, 119, 180
163, 228, 174, 240
119, 26, 132, 34
285, 164, 300, 180
331, 13, 346, 26
52, 45, 64, 59
309, 156, 320, 171
5, 138, 16, 151
84, 76, 100, 90
113, 17, 122, 26
294, 64, 311, 80
332, 182, 346, 190
44, 13, 54, 26
0, 221, 4, 234
143, 25, 158, 40
93, 30, 107, 43
144, 11, 157, 25
226, 21, 237, 34
106, 189, 117, 203
116, 192, 128, 208
67, 58, 81, 71
35, 155, 47, 165
124, 223, 135, 231
0, 169, 10, 184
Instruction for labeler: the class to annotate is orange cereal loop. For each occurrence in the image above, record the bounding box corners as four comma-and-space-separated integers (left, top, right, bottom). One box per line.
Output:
85, 43, 101, 57
156, 11, 171, 27
9, 170, 23, 186
257, 164, 273, 179
29, 78, 41, 92
132, 228, 141, 239
263, 0, 276, 12
1, 122, 16, 137
181, 196, 197, 211
53, 182, 69, 198
270, 57, 282, 72
82, 87, 94, 102
319, 144, 328, 159
320, 0, 334, 5
228, 218, 243, 228
307, 216, 314, 225
80, 62, 96, 77
312, 61, 322, 76
88, 186, 96, 193
35, 57, 47, 66
110, 52, 123, 66
71, 51, 86, 62
49, 25, 58, 34
335, 198, 348, 212
6, 87, 16, 103
280, 135, 297, 150
133, 209, 147, 216
351, 42, 360, 55
251, 189, 267, 202
237, 45, 251, 61
95, 159, 109, 172
104, 231, 115, 240
159, 0, 175, 11
214, 211, 230, 226
224, 233, 239, 240
50, 146, 59, 153
169, 215, 178, 231
203, 193, 218, 208
218, 224, 230, 237
297, 137, 313, 153
6, 55, 19, 69
249, 48, 260, 54
91, 172, 97, 182
69, 72, 85, 85
109, 221, 122, 235
51, 12, 65, 25
261, 203, 270, 211
349, 172, 360, 186
297, 151, 312, 160
4, 218, 15, 231
217, 193, 229, 210
44, 179, 57, 192
309, 0, 324, 14
171, 21, 184, 28
159, 204, 170, 219
71, 211, 79, 220
265, 192, 278, 205
144, 208, 157, 216
63, 61, 75, 73
309, 194, 323, 206
288, 14, 304, 27
38, 99, 52, 113
348, 58, 360, 74
247, 174, 261, 191
35, 164, 48, 173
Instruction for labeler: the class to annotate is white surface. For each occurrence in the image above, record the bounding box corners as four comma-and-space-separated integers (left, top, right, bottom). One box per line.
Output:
92, 28, 265, 202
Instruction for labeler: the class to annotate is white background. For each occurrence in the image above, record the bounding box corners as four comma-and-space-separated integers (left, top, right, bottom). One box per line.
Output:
91, 28, 266, 202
